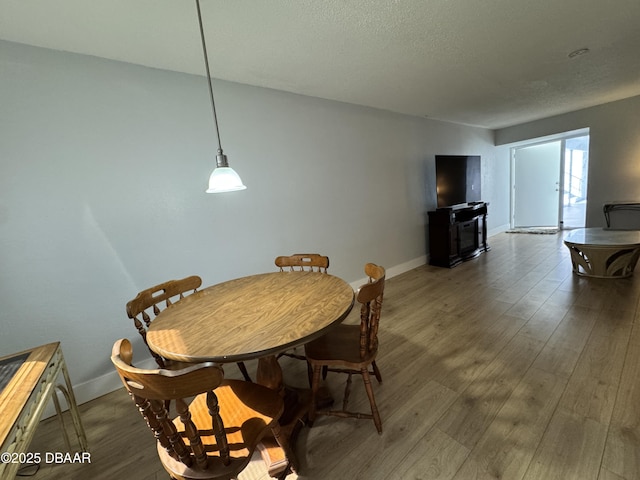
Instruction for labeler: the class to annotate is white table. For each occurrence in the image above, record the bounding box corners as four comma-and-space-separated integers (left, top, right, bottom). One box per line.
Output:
564, 228, 640, 278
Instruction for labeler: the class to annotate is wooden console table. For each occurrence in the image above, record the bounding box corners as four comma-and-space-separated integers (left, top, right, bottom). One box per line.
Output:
428, 202, 489, 268
564, 228, 640, 278
0, 342, 88, 479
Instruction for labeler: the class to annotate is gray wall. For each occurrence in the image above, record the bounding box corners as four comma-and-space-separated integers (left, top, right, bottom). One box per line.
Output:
495, 95, 640, 228
0, 40, 504, 402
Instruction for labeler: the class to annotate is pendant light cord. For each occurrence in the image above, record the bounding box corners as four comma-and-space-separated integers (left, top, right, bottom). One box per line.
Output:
196, 0, 226, 163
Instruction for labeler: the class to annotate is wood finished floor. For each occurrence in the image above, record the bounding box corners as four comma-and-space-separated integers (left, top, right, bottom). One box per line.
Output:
29, 232, 640, 479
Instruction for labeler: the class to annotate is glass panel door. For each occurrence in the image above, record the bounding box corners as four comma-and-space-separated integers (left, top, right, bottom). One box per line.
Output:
561, 135, 589, 229
513, 141, 562, 228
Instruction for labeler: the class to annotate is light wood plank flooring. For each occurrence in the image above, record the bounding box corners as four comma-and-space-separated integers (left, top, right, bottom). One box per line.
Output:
28, 232, 640, 479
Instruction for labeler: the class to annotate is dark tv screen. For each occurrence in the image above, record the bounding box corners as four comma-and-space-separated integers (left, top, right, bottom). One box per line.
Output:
435, 155, 481, 207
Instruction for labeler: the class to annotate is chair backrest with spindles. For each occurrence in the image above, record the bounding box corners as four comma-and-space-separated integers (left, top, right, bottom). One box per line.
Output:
111, 339, 231, 469
356, 263, 386, 359
275, 254, 329, 273
125, 276, 202, 368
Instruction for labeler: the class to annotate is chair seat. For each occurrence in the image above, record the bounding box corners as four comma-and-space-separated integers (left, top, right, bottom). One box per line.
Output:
305, 324, 378, 367
159, 379, 284, 480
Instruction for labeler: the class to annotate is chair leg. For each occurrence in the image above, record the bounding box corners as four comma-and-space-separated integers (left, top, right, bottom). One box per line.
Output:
309, 365, 322, 425
343, 372, 353, 411
306, 361, 314, 388
237, 362, 252, 382
372, 360, 382, 383
270, 422, 296, 476
361, 367, 382, 434
276, 463, 292, 480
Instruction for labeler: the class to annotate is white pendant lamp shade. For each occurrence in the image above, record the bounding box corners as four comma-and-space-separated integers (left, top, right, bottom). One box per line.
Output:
196, 0, 247, 194
206, 166, 247, 193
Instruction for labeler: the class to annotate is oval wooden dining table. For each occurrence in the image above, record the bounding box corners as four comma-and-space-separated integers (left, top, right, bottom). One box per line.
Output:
146, 270, 354, 476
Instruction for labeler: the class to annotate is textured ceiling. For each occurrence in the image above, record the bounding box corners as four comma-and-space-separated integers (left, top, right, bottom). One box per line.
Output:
1, 0, 639, 129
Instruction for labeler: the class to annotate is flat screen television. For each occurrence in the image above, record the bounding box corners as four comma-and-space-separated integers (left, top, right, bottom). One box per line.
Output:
435, 155, 481, 208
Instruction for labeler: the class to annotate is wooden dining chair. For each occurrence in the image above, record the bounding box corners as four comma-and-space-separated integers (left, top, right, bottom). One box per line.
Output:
305, 263, 386, 433
126, 276, 252, 382
274, 254, 330, 367
111, 339, 287, 480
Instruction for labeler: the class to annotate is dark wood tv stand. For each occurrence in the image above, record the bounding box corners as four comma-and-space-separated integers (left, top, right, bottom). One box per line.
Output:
428, 202, 489, 268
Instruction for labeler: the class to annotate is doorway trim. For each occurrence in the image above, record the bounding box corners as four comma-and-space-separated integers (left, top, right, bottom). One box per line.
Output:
510, 128, 590, 229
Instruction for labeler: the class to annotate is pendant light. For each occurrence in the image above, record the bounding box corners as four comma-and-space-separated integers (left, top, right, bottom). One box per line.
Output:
196, 0, 246, 193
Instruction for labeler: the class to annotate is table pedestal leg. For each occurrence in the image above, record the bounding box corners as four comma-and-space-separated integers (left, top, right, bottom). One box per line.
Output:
566, 243, 640, 278
256, 355, 284, 391
256, 355, 310, 477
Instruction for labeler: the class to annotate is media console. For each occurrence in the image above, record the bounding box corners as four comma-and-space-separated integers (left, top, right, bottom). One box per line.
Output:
428, 202, 489, 268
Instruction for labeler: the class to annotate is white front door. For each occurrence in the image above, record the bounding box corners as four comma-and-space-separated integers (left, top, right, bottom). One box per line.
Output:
513, 141, 562, 228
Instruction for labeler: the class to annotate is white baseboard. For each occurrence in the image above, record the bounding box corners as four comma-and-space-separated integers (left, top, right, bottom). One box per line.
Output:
42, 356, 158, 419
488, 223, 510, 237
348, 255, 427, 289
